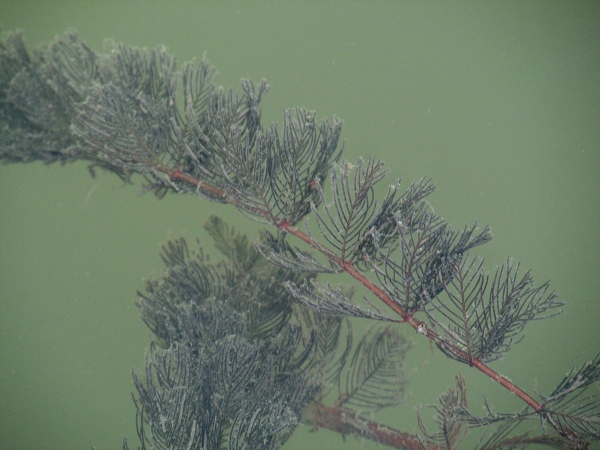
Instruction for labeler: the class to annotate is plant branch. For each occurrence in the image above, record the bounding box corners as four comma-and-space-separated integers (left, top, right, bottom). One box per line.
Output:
304, 402, 438, 450
280, 219, 547, 412
166, 169, 546, 416
3, 30, 593, 446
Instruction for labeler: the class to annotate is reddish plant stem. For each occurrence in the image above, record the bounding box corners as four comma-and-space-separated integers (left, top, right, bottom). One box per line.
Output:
166, 170, 545, 413
305, 402, 438, 450
163, 167, 227, 199
278, 219, 545, 412
470, 358, 543, 410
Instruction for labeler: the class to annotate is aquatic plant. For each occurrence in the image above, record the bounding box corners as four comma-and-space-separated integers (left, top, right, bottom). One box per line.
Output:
1, 30, 598, 449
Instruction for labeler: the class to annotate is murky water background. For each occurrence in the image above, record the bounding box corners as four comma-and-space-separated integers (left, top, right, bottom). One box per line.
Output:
1, 2, 599, 449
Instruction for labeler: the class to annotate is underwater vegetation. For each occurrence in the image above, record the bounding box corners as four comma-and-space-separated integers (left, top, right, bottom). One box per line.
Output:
1, 30, 599, 449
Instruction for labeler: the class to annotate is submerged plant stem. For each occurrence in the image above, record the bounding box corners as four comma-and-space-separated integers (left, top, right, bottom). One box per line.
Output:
305, 402, 438, 450
168, 169, 547, 416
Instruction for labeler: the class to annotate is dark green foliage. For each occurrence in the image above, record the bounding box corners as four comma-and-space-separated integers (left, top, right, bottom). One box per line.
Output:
338, 324, 411, 412
286, 280, 396, 321
0, 30, 343, 216
128, 217, 413, 449
215, 105, 343, 224
0, 31, 87, 164
260, 229, 340, 273
130, 222, 321, 449
418, 375, 469, 449
71, 45, 178, 174
540, 353, 600, 443
373, 211, 493, 315
424, 257, 563, 363
311, 158, 389, 263
130, 332, 313, 450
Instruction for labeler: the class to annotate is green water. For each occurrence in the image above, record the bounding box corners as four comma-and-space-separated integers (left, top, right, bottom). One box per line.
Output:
1, 1, 599, 449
